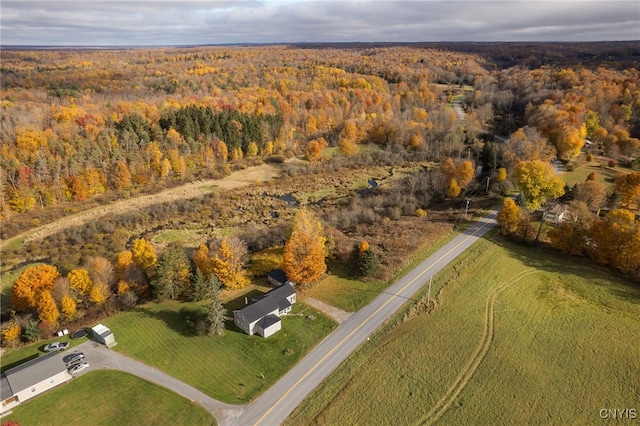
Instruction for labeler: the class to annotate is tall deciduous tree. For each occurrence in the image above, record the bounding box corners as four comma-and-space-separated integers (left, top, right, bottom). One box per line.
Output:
36, 291, 59, 324
283, 209, 327, 285
67, 268, 92, 297
614, 172, 640, 208
587, 209, 640, 272
512, 160, 565, 210
131, 238, 157, 276
497, 198, 525, 236
12, 264, 60, 311
210, 238, 250, 290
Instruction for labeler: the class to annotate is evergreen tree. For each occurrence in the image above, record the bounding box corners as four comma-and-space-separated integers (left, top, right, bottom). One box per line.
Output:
191, 268, 208, 301
152, 245, 191, 301
207, 278, 226, 336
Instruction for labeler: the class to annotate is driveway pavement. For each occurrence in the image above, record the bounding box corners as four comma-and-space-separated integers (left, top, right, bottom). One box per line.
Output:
73, 341, 244, 424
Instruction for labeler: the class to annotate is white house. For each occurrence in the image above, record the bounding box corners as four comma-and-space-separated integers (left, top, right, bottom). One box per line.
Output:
233, 284, 296, 338
0, 352, 70, 415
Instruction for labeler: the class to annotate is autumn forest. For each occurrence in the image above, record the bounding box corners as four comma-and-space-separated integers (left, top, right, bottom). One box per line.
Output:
1, 42, 639, 344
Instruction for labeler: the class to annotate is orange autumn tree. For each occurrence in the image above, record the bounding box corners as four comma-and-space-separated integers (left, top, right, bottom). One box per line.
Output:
283, 209, 327, 285
12, 264, 60, 311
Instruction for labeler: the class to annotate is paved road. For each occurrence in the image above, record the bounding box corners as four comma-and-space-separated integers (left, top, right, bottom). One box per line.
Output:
234, 211, 497, 426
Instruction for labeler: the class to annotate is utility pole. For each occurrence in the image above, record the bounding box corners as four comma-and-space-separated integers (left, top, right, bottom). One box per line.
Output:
464, 198, 470, 218
486, 176, 490, 192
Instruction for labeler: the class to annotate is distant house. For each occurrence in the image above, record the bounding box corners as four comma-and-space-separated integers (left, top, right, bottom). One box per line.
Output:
233, 284, 296, 338
92, 323, 117, 348
0, 352, 70, 415
543, 203, 576, 224
267, 268, 294, 287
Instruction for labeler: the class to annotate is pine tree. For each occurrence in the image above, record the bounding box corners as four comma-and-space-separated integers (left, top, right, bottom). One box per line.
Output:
207, 278, 226, 336
152, 244, 192, 301
191, 268, 208, 301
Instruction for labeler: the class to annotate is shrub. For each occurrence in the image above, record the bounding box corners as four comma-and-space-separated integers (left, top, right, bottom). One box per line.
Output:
23, 321, 42, 342
1, 323, 22, 348
415, 208, 428, 218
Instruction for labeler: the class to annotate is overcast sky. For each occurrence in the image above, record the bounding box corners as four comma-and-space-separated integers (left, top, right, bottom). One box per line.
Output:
2, 1, 639, 46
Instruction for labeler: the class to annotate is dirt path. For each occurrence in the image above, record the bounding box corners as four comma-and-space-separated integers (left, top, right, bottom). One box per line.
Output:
418, 269, 539, 426
302, 297, 353, 324
0, 163, 280, 251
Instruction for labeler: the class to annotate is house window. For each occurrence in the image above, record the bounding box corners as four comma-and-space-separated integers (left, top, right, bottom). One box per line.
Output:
50, 378, 55, 383
31, 387, 36, 393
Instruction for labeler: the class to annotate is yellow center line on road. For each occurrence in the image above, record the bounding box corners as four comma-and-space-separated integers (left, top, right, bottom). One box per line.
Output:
253, 215, 496, 426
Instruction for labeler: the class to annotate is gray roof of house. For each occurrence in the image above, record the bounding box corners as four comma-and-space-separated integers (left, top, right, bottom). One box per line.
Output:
3, 352, 66, 395
0, 375, 12, 401
236, 284, 295, 323
238, 296, 280, 323
257, 314, 281, 330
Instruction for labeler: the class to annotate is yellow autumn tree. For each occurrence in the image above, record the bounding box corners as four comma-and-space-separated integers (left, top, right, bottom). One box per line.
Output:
283, 209, 327, 285
36, 291, 59, 324
67, 268, 92, 296
513, 160, 565, 210
12, 264, 60, 311
89, 281, 111, 305
497, 198, 525, 235
210, 238, 250, 290
496, 167, 508, 182
1, 322, 21, 348
60, 294, 77, 320
131, 238, 157, 275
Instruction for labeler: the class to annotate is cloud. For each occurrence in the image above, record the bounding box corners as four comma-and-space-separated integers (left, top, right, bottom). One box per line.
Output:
1, 1, 638, 45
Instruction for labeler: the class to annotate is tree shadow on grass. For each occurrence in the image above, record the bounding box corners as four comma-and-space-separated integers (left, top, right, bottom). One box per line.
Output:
485, 231, 640, 305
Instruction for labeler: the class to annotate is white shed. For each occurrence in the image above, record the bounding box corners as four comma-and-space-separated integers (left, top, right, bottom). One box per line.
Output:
91, 323, 117, 348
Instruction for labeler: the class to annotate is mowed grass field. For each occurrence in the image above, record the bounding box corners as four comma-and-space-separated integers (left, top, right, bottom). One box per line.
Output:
2, 370, 215, 425
101, 298, 336, 404
287, 232, 640, 425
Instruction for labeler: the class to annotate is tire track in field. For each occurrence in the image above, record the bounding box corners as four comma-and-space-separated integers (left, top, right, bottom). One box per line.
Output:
418, 269, 539, 426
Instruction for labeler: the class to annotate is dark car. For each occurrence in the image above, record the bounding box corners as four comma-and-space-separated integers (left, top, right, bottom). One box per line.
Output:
63, 352, 85, 366
43, 342, 70, 352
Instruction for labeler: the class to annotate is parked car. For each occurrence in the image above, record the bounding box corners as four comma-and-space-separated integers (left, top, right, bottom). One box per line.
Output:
68, 361, 90, 375
63, 352, 85, 366
44, 342, 70, 352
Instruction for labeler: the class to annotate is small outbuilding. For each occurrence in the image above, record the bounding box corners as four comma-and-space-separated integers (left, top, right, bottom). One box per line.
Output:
0, 352, 70, 415
267, 268, 294, 287
91, 323, 117, 348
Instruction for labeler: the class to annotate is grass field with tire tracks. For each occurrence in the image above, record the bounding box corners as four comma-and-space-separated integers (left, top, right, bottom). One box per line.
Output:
287, 231, 640, 425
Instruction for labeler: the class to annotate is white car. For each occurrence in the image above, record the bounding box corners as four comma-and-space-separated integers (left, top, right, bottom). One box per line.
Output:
68, 361, 90, 375
44, 342, 70, 352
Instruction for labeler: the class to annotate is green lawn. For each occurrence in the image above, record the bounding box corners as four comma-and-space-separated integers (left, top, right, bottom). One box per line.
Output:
3, 370, 215, 426
101, 297, 336, 404
561, 158, 627, 189
287, 231, 640, 425
303, 230, 461, 312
